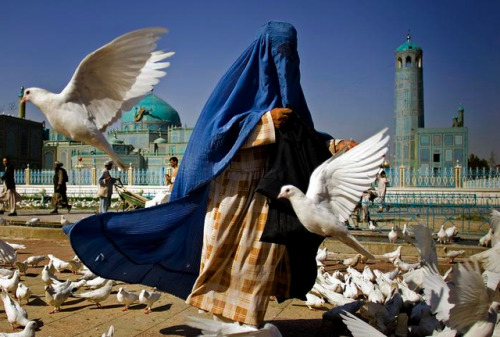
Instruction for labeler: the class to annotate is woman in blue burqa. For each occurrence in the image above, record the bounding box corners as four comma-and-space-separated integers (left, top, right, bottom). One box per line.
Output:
65, 21, 350, 326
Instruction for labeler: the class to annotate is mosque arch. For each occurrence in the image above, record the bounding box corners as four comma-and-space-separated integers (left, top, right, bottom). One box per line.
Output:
405, 56, 412, 67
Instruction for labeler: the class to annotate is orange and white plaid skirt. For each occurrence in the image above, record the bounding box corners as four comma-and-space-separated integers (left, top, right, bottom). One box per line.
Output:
186, 147, 289, 326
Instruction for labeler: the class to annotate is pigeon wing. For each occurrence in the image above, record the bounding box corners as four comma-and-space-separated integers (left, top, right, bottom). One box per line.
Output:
448, 262, 491, 332
491, 209, 500, 247
306, 128, 389, 222
411, 224, 438, 270
340, 311, 386, 337
61, 27, 173, 131
422, 265, 453, 323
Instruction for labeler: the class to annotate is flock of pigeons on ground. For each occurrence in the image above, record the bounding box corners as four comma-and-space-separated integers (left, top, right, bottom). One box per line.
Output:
296, 209, 500, 337
0, 238, 162, 337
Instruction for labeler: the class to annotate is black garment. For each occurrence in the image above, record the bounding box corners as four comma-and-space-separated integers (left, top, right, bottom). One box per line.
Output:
52, 167, 69, 209
256, 113, 332, 300
1, 164, 15, 190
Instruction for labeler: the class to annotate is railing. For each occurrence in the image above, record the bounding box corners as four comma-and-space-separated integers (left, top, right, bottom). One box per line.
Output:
8, 167, 500, 189
360, 193, 500, 236
384, 167, 500, 188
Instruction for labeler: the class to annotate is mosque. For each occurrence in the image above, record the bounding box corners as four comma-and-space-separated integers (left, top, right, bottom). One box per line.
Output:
393, 33, 468, 172
41, 91, 193, 170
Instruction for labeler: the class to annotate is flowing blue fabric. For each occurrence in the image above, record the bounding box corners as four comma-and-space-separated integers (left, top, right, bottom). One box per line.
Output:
64, 21, 315, 299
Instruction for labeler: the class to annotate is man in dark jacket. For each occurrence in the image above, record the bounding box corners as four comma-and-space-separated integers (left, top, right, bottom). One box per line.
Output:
0, 157, 19, 216
50, 161, 71, 214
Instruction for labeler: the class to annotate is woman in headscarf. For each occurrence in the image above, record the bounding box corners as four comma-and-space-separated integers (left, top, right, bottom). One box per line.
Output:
64, 21, 352, 327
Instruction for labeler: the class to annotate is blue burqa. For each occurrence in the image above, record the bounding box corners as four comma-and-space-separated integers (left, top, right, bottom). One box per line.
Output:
64, 21, 316, 299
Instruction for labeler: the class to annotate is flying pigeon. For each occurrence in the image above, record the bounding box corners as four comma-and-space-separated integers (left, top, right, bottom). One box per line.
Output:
21, 28, 174, 169
278, 128, 389, 260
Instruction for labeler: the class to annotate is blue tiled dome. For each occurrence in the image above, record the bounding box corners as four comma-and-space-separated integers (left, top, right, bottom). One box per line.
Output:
122, 92, 181, 127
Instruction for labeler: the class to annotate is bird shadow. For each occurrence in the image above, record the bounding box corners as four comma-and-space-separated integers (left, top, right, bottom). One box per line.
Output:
26, 296, 47, 307
273, 319, 349, 337
159, 324, 201, 336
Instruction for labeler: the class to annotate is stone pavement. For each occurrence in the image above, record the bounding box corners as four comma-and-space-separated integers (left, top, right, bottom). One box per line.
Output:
0, 208, 481, 336
0, 209, 354, 337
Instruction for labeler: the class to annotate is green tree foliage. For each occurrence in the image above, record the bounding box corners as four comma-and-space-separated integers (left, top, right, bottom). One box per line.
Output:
468, 153, 490, 170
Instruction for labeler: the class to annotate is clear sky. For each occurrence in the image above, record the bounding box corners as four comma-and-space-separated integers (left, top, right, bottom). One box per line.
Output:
1, 0, 499, 161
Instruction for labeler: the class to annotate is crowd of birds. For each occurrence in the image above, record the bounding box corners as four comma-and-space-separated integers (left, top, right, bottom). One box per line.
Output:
293, 209, 500, 337
0, 238, 163, 336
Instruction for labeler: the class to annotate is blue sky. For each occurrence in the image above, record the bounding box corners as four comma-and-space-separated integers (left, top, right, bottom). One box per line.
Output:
1, 0, 499, 161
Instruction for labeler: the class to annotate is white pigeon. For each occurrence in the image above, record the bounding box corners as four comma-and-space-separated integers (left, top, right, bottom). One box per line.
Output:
73, 279, 114, 308
139, 288, 162, 314
305, 292, 325, 310
443, 246, 465, 263
15, 283, 31, 305
471, 243, 500, 273
388, 226, 398, 244
67, 256, 83, 274
5, 243, 26, 251
85, 276, 109, 289
448, 262, 500, 336
0, 290, 31, 329
0, 270, 20, 294
185, 315, 282, 337
342, 254, 362, 268
21, 28, 174, 169
437, 225, 447, 244
444, 225, 458, 243
341, 311, 386, 337
0, 321, 37, 337
382, 245, 402, 263
101, 326, 114, 337
315, 247, 328, 266
44, 284, 72, 314
479, 228, 493, 247
25, 218, 39, 226
490, 209, 500, 247
422, 266, 452, 324
0, 239, 17, 265
47, 254, 72, 273
116, 287, 139, 311
23, 255, 46, 268
410, 224, 439, 269
278, 128, 389, 260
60, 215, 70, 226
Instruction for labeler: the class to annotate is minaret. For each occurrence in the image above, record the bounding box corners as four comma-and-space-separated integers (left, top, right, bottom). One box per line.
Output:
393, 33, 424, 168
18, 85, 26, 119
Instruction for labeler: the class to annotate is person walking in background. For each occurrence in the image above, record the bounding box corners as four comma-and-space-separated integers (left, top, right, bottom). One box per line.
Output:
169, 156, 179, 182
377, 170, 389, 212
97, 160, 121, 213
50, 161, 71, 214
0, 157, 20, 216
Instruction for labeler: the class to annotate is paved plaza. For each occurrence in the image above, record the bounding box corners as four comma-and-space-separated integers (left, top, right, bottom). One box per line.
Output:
0, 208, 478, 336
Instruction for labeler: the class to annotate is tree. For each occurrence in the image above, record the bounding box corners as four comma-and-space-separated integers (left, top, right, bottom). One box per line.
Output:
468, 154, 490, 170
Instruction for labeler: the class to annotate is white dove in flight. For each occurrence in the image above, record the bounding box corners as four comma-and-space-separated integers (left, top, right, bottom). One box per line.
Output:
21, 27, 174, 169
278, 128, 389, 260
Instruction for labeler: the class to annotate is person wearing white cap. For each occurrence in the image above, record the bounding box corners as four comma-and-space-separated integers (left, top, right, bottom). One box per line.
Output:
97, 160, 120, 213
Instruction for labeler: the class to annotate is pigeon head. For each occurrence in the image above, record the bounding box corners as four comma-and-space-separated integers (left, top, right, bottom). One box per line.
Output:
20, 87, 51, 107
277, 185, 301, 199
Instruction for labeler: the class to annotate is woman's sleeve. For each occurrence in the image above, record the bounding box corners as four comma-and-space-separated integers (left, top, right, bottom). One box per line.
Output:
240, 111, 276, 149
